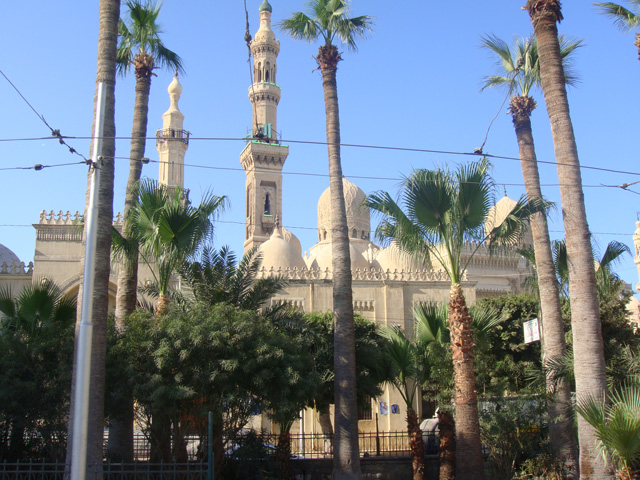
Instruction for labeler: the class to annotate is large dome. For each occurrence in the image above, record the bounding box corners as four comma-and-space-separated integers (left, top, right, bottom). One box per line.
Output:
306, 241, 370, 272
0, 244, 20, 266
317, 178, 370, 243
258, 225, 306, 271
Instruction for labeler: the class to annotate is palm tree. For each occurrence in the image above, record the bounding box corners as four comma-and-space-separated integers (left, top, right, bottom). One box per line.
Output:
115, 0, 184, 327
0, 280, 76, 461
525, 2, 610, 477
115, 179, 226, 316
576, 380, 640, 480
594, 1, 640, 62
367, 158, 544, 480
179, 246, 286, 311
481, 34, 581, 471
65, 0, 120, 474
278, 3, 372, 477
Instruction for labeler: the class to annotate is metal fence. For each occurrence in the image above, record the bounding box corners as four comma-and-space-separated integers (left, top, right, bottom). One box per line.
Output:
0, 461, 207, 479
119, 430, 439, 461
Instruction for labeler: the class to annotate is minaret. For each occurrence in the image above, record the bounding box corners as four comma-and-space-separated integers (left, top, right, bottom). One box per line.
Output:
157, 75, 190, 189
240, 0, 289, 252
633, 218, 640, 292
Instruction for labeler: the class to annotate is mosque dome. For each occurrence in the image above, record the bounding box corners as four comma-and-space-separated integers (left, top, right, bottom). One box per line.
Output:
375, 242, 426, 272
307, 241, 370, 272
484, 195, 518, 238
317, 178, 371, 243
484, 195, 533, 246
258, 225, 306, 271
167, 75, 182, 97
259, 0, 272, 12
281, 226, 302, 256
0, 244, 20, 266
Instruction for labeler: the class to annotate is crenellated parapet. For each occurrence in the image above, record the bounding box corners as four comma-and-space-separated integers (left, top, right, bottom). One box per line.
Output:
255, 265, 453, 283
35, 210, 124, 242
0, 261, 33, 275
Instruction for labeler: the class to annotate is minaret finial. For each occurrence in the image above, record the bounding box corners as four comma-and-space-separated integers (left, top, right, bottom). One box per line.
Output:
503, 186, 508, 197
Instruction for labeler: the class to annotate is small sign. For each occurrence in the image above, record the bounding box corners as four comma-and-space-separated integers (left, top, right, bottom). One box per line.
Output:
391, 404, 399, 414
379, 402, 389, 415
523, 318, 540, 344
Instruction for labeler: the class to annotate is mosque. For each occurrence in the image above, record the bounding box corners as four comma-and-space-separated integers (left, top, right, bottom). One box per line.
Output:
5, 0, 632, 435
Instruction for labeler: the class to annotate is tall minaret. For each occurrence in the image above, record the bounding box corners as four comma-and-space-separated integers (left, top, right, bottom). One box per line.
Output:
157, 75, 190, 189
634, 218, 640, 292
240, 0, 289, 252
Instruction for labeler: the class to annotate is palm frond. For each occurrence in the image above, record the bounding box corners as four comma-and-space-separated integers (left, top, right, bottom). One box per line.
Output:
595, 2, 640, 32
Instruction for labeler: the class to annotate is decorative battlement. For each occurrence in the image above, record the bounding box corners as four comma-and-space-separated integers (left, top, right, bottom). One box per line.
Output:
255, 266, 454, 282
0, 261, 33, 275
38, 210, 124, 225
36, 210, 123, 242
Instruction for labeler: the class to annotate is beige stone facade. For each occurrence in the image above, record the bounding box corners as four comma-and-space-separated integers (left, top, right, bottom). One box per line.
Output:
0, 0, 536, 437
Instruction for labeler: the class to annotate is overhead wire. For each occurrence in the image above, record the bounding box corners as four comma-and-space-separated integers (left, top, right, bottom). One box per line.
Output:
0, 69, 91, 165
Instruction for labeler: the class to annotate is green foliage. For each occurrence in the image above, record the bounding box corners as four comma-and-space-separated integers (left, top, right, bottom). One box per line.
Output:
0, 281, 76, 461
117, 0, 184, 75
301, 312, 390, 415
277, 0, 373, 50
113, 179, 227, 297
576, 381, 640, 477
479, 396, 551, 480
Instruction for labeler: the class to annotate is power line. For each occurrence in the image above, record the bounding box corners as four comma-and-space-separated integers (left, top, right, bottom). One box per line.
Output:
0, 161, 87, 172
0, 69, 90, 164
4, 134, 640, 179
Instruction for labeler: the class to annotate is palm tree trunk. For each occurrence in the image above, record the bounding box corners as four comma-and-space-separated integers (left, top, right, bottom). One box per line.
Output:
109, 58, 152, 465
318, 43, 361, 480
437, 410, 455, 480
526, 2, 610, 478
448, 283, 485, 480
156, 293, 170, 317
65, 0, 119, 475
406, 408, 425, 480
511, 98, 578, 475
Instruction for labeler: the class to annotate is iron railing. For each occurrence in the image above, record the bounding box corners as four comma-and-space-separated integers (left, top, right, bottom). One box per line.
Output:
116, 430, 439, 461
0, 461, 207, 479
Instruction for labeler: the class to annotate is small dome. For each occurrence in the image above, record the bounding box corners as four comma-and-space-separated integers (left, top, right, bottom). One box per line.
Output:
259, 0, 272, 12
375, 242, 426, 272
168, 75, 182, 96
0, 244, 21, 266
317, 178, 370, 243
258, 225, 306, 271
307, 240, 370, 272
484, 195, 518, 238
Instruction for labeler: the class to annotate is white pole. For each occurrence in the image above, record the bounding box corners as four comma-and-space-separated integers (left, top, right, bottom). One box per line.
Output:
71, 82, 107, 480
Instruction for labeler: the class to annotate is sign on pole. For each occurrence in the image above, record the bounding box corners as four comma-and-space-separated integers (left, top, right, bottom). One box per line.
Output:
523, 318, 540, 344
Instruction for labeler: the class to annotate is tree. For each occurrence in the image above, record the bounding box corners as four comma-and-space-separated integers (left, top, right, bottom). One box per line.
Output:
278, 3, 372, 478
114, 0, 184, 325
0, 281, 76, 461
115, 178, 226, 315
65, 0, 120, 474
367, 158, 543, 480
111, 2, 182, 455
594, 1, 640, 62
481, 33, 581, 471
576, 380, 640, 480
525, 2, 611, 477
179, 246, 286, 311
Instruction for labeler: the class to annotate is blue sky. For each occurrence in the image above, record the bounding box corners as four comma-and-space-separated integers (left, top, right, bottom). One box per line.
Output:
2, 1, 639, 293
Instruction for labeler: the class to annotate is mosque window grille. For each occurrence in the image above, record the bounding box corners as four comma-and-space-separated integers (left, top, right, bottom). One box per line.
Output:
358, 396, 373, 420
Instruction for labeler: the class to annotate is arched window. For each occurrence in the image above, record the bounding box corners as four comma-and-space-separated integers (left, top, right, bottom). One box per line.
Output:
257, 62, 262, 83
323, 231, 327, 241
352, 228, 357, 238
265, 62, 271, 82
265, 69, 270, 82
264, 193, 271, 215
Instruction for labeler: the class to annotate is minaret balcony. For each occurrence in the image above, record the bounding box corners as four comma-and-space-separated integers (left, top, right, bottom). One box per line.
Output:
156, 128, 190, 147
